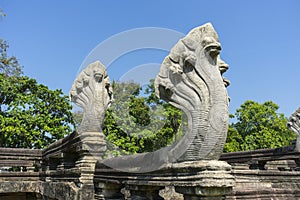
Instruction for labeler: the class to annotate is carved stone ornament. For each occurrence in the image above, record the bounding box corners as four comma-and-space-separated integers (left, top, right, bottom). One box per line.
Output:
287, 108, 300, 151
102, 23, 230, 172
154, 22, 230, 161
69, 61, 113, 133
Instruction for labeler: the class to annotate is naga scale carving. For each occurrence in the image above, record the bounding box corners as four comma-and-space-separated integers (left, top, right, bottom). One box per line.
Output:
70, 23, 230, 172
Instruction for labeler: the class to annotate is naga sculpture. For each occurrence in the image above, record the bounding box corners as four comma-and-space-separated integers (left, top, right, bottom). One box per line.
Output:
155, 22, 230, 161
70, 61, 113, 133
102, 23, 230, 172
287, 108, 300, 151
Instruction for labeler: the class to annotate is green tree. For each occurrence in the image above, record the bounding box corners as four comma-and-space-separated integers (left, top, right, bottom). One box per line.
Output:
0, 74, 75, 148
0, 39, 23, 76
103, 81, 146, 154
224, 100, 296, 152
103, 80, 182, 155
0, 11, 74, 149
143, 79, 183, 151
0, 37, 74, 149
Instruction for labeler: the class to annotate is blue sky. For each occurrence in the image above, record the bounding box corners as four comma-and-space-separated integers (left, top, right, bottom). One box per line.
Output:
1, 0, 300, 117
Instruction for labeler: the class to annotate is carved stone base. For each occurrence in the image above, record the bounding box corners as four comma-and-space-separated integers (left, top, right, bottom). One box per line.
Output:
95, 160, 234, 200
173, 160, 234, 200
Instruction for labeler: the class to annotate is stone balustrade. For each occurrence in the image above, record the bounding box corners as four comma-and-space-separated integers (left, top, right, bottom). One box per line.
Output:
220, 144, 300, 170
1, 141, 300, 199
0, 147, 42, 200
0, 147, 41, 173
220, 144, 300, 199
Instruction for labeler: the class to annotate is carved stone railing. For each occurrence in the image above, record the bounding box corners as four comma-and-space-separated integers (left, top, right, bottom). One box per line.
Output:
220, 144, 300, 170
0, 147, 41, 175
40, 131, 106, 199
0, 148, 42, 199
220, 145, 300, 199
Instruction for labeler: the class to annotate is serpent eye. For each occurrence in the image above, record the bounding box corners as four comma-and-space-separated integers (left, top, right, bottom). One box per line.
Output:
184, 55, 195, 67
202, 37, 221, 63
206, 43, 221, 58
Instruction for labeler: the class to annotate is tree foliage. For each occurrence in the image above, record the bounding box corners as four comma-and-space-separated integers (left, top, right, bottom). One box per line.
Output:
0, 74, 75, 148
0, 38, 74, 149
224, 100, 296, 152
0, 39, 23, 76
103, 79, 182, 155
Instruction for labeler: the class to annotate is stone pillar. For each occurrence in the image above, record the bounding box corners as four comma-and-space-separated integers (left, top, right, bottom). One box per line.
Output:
75, 151, 99, 200
75, 131, 107, 200
127, 185, 164, 200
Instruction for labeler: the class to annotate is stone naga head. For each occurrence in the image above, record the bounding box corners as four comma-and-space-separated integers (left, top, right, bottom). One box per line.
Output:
70, 61, 113, 133
287, 108, 300, 152
155, 23, 230, 160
